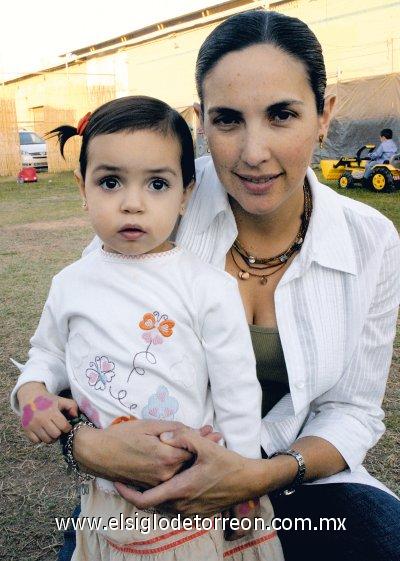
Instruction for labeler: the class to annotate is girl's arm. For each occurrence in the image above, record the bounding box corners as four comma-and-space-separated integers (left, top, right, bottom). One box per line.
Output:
200, 274, 262, 538
200, 274, 262, 460
11, 280, 78, 443
10, 279, 70, 414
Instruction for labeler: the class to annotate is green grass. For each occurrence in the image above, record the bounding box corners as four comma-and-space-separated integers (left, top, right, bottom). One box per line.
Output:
0, 170, 398, 560
313, 168, 400, 225
0, 172, 93, 561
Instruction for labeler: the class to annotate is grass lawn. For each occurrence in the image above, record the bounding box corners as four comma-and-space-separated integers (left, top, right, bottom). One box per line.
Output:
0, 170, 399, 560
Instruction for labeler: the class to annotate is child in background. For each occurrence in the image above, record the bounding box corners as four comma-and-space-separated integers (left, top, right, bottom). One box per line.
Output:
11, 96, 283, 561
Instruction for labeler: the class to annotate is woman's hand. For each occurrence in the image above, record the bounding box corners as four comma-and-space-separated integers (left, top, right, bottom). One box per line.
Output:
114, 426, 266, 517
73, 420, 193, 487
73, 420, 220, 488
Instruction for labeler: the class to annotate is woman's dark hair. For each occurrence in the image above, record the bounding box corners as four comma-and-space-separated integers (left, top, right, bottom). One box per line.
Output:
380, 128, 392, 139
195, 10, 326, 114
47, 96, 195, 187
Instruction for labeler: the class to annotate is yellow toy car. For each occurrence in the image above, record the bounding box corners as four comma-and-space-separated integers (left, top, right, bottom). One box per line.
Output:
320, 144, 400, 193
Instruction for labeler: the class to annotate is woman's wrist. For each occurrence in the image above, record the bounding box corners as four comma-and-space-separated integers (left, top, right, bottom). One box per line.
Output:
249, 455, 299, 497
71, 420, 193, 486
72, 425, 107, 478
60, 418, 96, 484
250, 437, 347, 497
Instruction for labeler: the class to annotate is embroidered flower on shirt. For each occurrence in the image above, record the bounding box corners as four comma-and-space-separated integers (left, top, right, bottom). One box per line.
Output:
142, 385, 179, 421
79, 398, 102, 428
128, 312, 175, 382
86, 355, 116, 391
139, 311, 175, 345
111, 415, 137, 425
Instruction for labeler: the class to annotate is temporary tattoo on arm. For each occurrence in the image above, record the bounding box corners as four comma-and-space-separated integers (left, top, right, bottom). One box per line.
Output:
21, 396, 53, 427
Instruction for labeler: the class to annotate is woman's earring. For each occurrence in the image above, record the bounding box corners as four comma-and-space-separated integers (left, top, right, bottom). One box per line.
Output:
319, 134, 324, 149
180, 204, 185, 215
82, 199, 87, 209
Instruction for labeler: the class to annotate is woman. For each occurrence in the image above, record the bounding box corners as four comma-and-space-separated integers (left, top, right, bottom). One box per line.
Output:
61, 10, 399, 561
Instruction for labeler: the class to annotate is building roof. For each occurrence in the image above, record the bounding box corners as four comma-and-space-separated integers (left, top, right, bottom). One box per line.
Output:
5, 0, 263, 85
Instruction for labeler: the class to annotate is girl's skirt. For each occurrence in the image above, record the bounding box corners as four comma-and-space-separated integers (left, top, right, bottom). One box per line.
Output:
71, 481, 284, 561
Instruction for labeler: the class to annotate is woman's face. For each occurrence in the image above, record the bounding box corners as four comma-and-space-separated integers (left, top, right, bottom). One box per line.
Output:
199, 44, 333, 217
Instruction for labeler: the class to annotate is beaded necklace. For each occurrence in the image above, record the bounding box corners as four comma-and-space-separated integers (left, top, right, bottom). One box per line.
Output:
231, 181, 312, 285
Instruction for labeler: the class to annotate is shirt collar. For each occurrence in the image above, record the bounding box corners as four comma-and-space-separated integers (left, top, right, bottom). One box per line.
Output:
195, 156, 234, 234
302, 168, 358, 276
194, 157, 358, 277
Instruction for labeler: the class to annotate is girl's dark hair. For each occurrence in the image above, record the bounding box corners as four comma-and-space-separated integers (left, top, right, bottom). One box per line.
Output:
195, 10, 326, 114
47, 96, 195, 186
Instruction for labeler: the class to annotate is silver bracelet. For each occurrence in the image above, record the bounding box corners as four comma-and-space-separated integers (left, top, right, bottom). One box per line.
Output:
64, 419, 96, 493
270, 449, 306, 495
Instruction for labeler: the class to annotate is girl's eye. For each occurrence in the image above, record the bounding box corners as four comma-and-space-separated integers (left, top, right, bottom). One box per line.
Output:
99, 176, 121, 191
149, 178, 169, 191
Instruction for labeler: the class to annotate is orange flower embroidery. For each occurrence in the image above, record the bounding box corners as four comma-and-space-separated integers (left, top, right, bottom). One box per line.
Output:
129, 311, 175, 381
139, 311, 175, 345
111, 415, 137, 425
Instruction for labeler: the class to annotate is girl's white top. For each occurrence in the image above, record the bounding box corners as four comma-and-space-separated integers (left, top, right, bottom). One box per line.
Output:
11, 246, 262, 491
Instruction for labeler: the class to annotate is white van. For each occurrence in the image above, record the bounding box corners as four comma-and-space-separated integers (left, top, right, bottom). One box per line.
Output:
19, 130, 48, 171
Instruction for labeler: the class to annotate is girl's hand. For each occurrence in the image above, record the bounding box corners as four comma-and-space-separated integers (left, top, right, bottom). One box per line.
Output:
18, 384, 78, 444
114, 426, 265, 517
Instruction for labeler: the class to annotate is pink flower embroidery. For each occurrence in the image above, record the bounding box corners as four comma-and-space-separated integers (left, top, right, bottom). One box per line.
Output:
79, 398, 102, 428
85, 355, 116, 391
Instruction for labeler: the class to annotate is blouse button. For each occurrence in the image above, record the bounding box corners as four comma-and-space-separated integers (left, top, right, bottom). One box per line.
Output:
296, 380, 305, 389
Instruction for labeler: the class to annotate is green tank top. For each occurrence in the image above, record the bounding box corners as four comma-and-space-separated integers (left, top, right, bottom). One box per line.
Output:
249, 325, 290, 417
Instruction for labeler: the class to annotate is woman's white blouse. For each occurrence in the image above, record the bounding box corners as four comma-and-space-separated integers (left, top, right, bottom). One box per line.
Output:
81, 155, 399, 492
176, 156, 400, 492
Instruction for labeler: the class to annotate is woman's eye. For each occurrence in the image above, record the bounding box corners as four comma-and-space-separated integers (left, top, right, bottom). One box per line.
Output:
149, 178, 169, 191
99, 176, 121, 190
213, 116, 240, 128
270, 110, 297, 124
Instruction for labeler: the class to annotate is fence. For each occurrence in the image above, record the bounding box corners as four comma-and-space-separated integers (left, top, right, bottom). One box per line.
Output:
0, 69, 115, 176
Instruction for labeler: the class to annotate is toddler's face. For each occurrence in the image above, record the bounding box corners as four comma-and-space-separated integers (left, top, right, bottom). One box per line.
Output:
77, 130, 191, 255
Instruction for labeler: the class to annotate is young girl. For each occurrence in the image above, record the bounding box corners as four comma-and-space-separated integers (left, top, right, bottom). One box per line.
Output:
10, 96, 283, 561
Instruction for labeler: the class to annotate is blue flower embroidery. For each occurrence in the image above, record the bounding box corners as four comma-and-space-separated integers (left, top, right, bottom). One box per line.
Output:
142, 385, 179, 421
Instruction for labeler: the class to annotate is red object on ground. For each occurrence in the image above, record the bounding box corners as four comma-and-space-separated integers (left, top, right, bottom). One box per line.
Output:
17, 167, 38, 183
